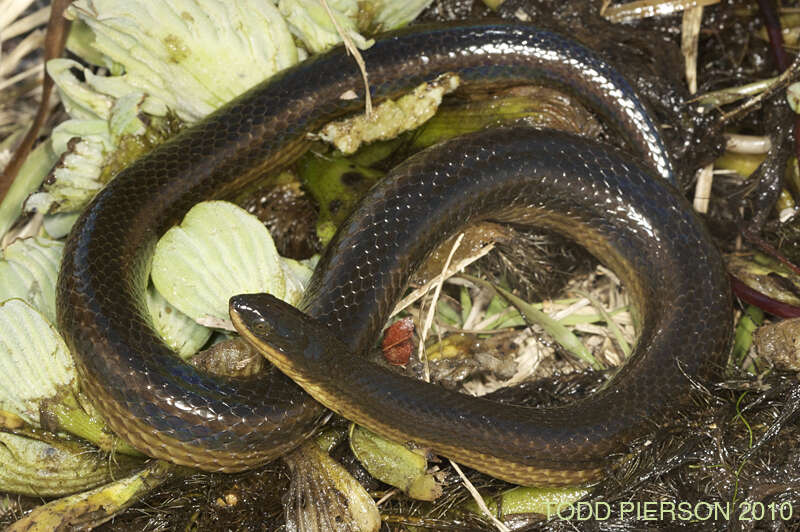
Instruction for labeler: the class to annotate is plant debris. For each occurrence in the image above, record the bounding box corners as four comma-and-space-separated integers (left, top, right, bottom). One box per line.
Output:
4, 0, 800, 530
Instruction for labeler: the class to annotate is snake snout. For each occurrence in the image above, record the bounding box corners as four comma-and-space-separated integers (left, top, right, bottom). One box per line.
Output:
230, 293, 316, 345
230, 294, 282, 336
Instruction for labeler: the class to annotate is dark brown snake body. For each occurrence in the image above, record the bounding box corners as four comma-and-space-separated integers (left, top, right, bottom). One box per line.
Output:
57, 22, 732, 484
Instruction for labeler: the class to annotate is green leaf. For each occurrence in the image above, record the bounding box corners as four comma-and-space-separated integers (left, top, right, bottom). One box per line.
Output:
0, 432, 140, 497
66, 0, 300, 122
0, 300, 76, 426
349, 424, 442, 501
151, 201, 286, 322
146, 285, 212, 359
0, 237, 63, 323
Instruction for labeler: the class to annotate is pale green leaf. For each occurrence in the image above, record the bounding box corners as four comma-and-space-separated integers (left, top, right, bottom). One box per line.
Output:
0, 239, 64, 323
152, 201, 286, 322
146, 285, 212, 359
0, 300, 77, 427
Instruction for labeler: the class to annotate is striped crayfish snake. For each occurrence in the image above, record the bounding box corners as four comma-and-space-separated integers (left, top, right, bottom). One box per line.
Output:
58, 22, 732, 486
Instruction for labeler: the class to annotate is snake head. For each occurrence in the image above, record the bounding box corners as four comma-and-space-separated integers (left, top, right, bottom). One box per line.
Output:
229, 293, 338, 373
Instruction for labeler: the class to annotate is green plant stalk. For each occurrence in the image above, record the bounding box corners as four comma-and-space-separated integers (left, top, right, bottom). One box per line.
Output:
6, 460, 181, 532
693, 77, 776, 108
574, 289, 631, 357
0, 140, 57, 240
732, 305, 763, 371
410, 94, 591, 151
476, 303, 627, 331
315, 426, 348, 453
462, 485, 589, 520
714, 151, 765, 179
436, 299, 461, 326
462, 274, 602, 369
349, 424, 441, 501
49, 392, 142, 457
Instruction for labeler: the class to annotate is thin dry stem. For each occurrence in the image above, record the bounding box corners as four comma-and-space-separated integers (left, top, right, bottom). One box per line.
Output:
3, 6, 49, 41
412, 233, 510, 532
1, 0, 72, 206
391, 243, 494, 317
0, 0, 38, 32
681, 5, 703, 94
693, 163, 714, 214
720, 52, 800, 123
449, 461, 511, 532
374, 488, 398, 506
417, 233, 464, 382
0, 29, 44, 78
319, 0, 372, 117
0, 63, 43, 91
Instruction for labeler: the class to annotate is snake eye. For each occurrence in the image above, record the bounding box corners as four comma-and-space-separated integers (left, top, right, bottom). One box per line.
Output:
252, 320, 271, 336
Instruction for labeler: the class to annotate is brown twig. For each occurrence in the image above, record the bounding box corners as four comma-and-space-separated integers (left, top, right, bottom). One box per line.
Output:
0, 0, 72, 205
718, 55, 800, 124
